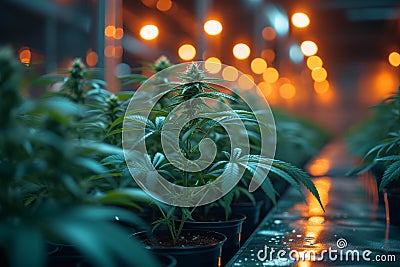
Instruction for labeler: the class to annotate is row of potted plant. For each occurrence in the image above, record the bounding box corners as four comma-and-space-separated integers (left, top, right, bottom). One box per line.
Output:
1, 49, 326, 267
346, 86, 400, 225
0, 48, 163, 267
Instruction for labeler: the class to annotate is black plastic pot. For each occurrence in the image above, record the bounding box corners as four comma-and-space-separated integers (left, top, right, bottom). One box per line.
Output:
133, 230, 226, 267
77, 253, 176, 267
155, 254, 177, 267
383, 188, 400, 226
231, 201, 262, 242
182, 214, 246, 266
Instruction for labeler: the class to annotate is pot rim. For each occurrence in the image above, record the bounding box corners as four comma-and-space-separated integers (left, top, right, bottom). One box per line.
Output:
182, 213, 246, 225
132, 229, 227, 250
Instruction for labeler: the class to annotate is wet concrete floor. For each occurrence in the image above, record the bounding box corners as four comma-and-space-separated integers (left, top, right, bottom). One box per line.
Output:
227, 140, 400, 266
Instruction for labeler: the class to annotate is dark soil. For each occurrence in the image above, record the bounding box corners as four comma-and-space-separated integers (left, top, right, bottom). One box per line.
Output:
142, 232, 220, 247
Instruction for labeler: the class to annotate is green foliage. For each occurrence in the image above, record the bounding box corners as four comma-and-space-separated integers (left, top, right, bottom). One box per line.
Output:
121, 63, 325, 243
0, 48, 160, 267
273, 109, 329, 167
346, 87, 400, 190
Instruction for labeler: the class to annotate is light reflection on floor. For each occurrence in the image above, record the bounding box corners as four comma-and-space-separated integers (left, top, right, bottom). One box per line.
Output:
228, 141, 400, 266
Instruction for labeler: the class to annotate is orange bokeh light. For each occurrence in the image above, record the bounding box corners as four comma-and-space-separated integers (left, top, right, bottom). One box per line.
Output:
262, 26, 276, 41
178, 44, 196, 60
308, 158, 331, 176
86, 50, 98, 67
251, 58, 267, 74
222, 66, 238, 81
258, 81, 273, 96
388, 51, 400, 67
261, 49, 275, 63
279, 83, 296, 99
307, 55, 323, 70
156, 0, 172, 12
238, 74, 254, 90
262, 67, 279, 83
114, 27, 124, 40
314, 80, 330, 94
19, 47, 31, 66
205, 57, 221, 73
311, 67, 327, 82
105, 25, 116, 38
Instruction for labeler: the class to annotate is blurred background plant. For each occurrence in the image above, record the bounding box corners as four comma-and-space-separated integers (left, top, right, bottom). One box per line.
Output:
346, 87, 400, 190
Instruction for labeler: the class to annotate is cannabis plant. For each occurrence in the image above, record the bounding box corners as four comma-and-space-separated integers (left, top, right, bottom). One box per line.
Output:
348, 88, 400, 190
122, 63, 324, 245
0, 48, 160, 267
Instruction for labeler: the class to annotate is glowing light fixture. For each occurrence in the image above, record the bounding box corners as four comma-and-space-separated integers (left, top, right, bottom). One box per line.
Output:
19, 47, 31, 66
307, 55, 323, 70
314, 80, 330, 94
105, 25, 116, 38
114, 27, 124, 40
205, 57, 222, 73
279, 83, 296, 99
388, 52, 400, 67
204, 20, 223, 36
261, 49, 275, 63
258, 81, 273, 96
178, 44, 196, 60
104, 45, 115, 58
262, 67, 279, 83
262, 26, 276, 41
156, 0, 172, 11
251, 58, 267, 74
311, 67, 327, 82
86, 50, 98, 67
233, 43, 251, 60
300, 41, 318, 56
222, 66, 239, 81
238, 74, 254, 90
140, 24, 159, 40
291, 12, 310, 28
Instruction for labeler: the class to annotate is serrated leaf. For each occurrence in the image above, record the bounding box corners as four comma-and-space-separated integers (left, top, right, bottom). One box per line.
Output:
380, 160, 400, 190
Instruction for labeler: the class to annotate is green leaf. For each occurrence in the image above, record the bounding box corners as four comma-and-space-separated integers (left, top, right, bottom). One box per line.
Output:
76, 158, 107, 174
276, 160, 325, 212
79, 142, 123, 155
221, 162, 239, 192
380, 160, 400, 190
376, 155, 400, 162
116, 91, 134, 101
268, 165, 300, 190
260, 177, 277, 204
10, 226, 45, 267
194, 91, 238, 102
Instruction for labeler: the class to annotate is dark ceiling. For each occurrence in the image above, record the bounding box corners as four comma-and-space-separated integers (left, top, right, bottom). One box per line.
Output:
122, 0, 399, 76
0, 0, 399, 132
